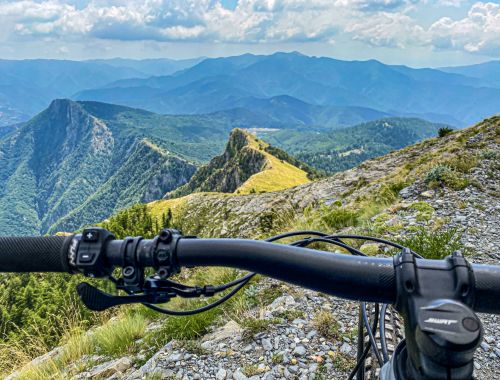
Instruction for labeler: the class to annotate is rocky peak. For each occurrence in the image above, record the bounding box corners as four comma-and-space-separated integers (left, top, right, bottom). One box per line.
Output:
223, 128, 254, 158
166, 128, 314, 198
165, 129, 268, 198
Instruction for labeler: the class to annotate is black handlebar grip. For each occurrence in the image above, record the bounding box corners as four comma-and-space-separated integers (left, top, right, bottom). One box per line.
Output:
0, 235, 74, 273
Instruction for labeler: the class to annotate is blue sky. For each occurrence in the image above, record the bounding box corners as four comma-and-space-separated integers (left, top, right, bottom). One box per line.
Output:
0, 0, 499, 67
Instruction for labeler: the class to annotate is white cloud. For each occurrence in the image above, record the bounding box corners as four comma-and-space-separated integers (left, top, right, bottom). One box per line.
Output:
0, 0, 498, 56
346, 11, 426, 48
430, 2, 500, 54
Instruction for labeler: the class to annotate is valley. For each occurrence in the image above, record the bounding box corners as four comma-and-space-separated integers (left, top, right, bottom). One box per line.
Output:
0, 98, 453, 236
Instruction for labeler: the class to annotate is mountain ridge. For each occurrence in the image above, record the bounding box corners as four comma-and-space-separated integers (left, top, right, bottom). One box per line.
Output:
75, 52, 500, 126
166, 128, 316, 199
0, 99, 237, 235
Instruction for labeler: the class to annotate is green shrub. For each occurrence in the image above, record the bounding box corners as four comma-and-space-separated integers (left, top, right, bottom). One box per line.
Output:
443, 154, 478, 173
482, 150, 498, 160
438, 127, 454, 138
370, 213, 402, 234
409, 202, 435, 222
425, 165, 469, 190
396, 227, 469, 260
321, 206, 359, 230
425, 165, 451, 183
373, 184, 399, 205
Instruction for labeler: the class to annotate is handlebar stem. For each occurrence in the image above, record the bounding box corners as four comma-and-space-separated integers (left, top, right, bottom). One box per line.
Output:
394, 249, 482, 379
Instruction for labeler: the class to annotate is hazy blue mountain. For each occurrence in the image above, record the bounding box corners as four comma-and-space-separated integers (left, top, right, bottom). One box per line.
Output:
0, 59, 140, 126
0, 99, 238, 235
0, 58, 201, 126
74, 52, 500, 126
262, 117, 449, 174
227, 95, 393, 128
439, 61, 500, 87
0, 123, 21, 139
86, 57, 204, 77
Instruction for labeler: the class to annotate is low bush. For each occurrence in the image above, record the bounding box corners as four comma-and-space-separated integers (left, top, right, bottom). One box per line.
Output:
438, 127, 454, 138
409, 202, 435, 222
312, 311, 341, 340
321, 206, 359, 230
425, 165, 469, 190
481, 150, 498, 160
396, 227, 469, 260
443, 154, 478, 174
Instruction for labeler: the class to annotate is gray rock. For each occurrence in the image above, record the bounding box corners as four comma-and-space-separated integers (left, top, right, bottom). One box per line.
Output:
216, 368, 227, 380
306, 330, 317, 339
167, 352, 183, 362
203, 320, 243, 343
262, 338, 273, 351
243, 344, 254, 353
233, 369, 248, 380
87, 357, 132, 379
293, 345, 307, 356
340, 342, 352, 354
481, 342, 491, 352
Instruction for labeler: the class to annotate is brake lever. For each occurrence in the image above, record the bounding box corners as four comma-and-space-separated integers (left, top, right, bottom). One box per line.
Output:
77, 277, 218, 311
76, 282, 176, 311
141, 277, 217, 298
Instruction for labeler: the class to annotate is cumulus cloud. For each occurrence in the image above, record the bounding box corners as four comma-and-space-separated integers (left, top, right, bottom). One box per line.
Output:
429, 2, 500, 54
0, 0, 498, 56
346, 11, 426, 48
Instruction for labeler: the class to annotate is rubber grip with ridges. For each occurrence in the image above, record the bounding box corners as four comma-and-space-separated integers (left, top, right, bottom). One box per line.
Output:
0, 235, 74, 273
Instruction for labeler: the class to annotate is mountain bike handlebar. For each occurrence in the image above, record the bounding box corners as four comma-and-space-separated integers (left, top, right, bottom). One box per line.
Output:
1, 232, 499, 315
0, 235, 73, 273
2, 228, 500, 379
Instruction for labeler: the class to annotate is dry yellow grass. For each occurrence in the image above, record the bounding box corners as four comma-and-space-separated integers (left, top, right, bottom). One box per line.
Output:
235, 133, 310, 194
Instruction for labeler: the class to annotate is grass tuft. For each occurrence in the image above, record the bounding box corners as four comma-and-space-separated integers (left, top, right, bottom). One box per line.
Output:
396, 227, 470, 259
312, 311, 341, 340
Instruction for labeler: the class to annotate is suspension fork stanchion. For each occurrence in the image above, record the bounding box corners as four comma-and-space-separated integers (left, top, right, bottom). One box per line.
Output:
393, 249, 483, 380
356, 303, 365, 380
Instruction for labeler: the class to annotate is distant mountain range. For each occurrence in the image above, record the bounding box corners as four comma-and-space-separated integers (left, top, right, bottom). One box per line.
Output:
439, 61, 500, 87
1, 54, 498, 129
75, 53, 500, 127
86, 57, 204, 77
0, 58, 203, 126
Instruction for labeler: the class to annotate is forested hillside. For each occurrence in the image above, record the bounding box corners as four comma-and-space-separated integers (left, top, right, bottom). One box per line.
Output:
263, 118, 449, 174
0, 99, 239, 235
0, 97, 445, 236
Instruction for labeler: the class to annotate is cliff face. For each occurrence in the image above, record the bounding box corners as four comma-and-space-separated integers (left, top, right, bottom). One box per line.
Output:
166, 128, 313, 198
167, 129, 267, 198
0, 100, 198, 235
